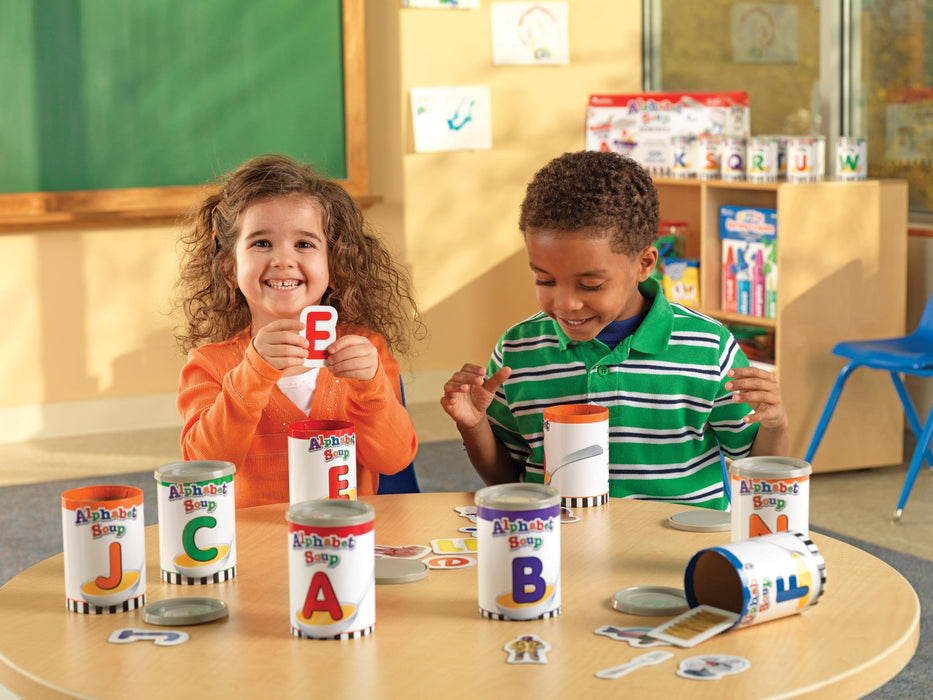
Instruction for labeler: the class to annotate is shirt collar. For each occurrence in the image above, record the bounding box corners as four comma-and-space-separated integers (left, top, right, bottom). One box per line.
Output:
551, 276, 672, 354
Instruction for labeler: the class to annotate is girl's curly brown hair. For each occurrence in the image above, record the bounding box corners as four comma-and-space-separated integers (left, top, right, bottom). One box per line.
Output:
518, 150, 660, 256
174, 154, 423, 355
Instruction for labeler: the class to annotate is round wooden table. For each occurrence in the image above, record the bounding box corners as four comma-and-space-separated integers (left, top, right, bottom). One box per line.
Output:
0, 493, 919, 699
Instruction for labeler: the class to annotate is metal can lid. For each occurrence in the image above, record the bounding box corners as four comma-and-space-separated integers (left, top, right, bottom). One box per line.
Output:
668, 509, 731, 532
154, 460, 236, 483
286, 499, 374, 527
375, 558, 429, 585
475, 483, 560, 511
612, 586, 689, 617
142, 597, 229, 626
729, 456, 811, 480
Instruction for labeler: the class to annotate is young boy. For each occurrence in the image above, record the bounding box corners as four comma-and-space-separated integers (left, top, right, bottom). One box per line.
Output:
441, 150, 788, 510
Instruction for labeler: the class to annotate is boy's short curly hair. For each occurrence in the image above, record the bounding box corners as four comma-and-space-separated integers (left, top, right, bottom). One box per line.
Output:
518, 151, 660, 256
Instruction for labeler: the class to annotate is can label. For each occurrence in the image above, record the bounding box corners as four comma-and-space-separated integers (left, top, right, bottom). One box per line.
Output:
697, 136, 722, 179
670, 136, 697, 179
746, 137, 778, 182
720, 137, 746, 180
787, 137, 825, 182
288, 420, 357, 503
685, 531, 826, 629
61, 486, 146, 614
477, 502, 561, 620
730, 462, 810, 541
156, 472, 236, 584
836, 137, 867, 180
288, 517, 374, 639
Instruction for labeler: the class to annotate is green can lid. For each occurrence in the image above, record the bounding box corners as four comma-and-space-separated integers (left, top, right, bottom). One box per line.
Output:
286, 499, 374, 527
729, 457, 811, 480
475, 483, 560, 511
668, 509, 731, 533
612, 586, 689, 617
155, 460, 236, 483
143, 597, 229, 626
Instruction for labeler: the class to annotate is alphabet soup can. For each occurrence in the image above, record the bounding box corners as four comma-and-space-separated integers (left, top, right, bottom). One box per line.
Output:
835, 137, 867, 180
61, 485, 146, 614
543, 404, 609, 507
287, 500, 375, 639
476, 483, 561, 621
288, 420, 357, 503
684, 531, 826, 629
154, 460, 236, 584
729, 457, 811, 541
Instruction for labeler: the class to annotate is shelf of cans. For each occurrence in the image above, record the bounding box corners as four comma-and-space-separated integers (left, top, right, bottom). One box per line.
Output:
665, 135, 867, 183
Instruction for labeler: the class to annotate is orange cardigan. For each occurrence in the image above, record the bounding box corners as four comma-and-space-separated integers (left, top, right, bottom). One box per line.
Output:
177, 327, 417, 508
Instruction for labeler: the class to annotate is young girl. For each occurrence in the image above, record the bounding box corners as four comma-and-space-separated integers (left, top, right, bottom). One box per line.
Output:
175, 154, 422, 508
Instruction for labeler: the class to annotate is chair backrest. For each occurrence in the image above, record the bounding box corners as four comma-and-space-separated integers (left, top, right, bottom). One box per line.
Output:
916, 288, 933, 336
376, 377, 421, 495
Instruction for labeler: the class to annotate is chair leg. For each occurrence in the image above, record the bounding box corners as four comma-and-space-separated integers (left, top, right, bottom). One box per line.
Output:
805, 362, 859, 463
890, 372, 933, 468
893, 407, 933, 521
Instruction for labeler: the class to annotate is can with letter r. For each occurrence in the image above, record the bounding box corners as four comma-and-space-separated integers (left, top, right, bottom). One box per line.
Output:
476, 483, 561, 621
287, 499, 375, 639
154, 460, 236, 584
729, 456, 811, 542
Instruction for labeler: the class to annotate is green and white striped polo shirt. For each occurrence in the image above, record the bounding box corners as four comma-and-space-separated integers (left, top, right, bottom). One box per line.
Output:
485, 278, 758, 510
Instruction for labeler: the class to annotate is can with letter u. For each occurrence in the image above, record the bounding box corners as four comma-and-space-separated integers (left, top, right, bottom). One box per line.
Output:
475, 483, 561, 621
154, 460, 236, 584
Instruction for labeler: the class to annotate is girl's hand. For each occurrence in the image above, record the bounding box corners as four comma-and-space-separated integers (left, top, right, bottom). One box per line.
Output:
726, 366, 789, 430
252, 319, 309, 371
440, 364, 512, 430
326, 335, 379, 381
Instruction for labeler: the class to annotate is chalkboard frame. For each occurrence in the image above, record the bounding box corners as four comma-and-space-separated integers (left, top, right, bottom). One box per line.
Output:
0, 0, 370, 233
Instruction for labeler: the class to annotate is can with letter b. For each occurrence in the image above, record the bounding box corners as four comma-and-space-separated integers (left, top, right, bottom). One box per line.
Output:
476, 483, 561, 621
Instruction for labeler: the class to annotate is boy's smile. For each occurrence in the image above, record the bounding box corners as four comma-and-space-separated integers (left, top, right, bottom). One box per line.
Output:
525, 229, 657, 342
233, 193, 330, 332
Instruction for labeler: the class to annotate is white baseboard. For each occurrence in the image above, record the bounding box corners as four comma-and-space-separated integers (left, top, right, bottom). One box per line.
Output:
0, 394, 182, 444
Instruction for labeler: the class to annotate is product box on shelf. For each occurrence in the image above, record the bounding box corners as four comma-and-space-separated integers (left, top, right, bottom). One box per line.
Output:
585, 92, 750, 173
719, 206, 777, 319
662, 258, 700, 309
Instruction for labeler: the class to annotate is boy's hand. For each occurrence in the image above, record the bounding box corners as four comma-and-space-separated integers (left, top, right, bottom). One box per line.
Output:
441, 364, 512, 430
726, 366, 788, 430
326, 335, 379, 381
252, 319, 309, 371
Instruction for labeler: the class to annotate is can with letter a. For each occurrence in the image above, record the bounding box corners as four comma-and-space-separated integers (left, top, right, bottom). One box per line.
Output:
475, 483, 561, 621
729, 457, 811, 542
287, 500, 375, 639
154, 461, 236, 584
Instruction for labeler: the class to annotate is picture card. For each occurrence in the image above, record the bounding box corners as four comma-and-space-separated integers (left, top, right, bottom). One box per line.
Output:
677, 654, 751, 681
374, 544, 432, 559
646, 605, 738, 648
300, 305, 338, 367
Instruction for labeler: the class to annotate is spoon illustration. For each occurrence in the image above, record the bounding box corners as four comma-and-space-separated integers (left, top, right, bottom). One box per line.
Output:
595, 650, 674, 680
544, 444, 604, 483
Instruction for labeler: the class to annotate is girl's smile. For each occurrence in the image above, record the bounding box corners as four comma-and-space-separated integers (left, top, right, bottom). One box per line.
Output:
233, 193, 330, 332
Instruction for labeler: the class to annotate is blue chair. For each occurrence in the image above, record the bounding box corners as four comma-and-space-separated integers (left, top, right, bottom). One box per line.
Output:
377, 378, 421, 495
805, 292, 933, 521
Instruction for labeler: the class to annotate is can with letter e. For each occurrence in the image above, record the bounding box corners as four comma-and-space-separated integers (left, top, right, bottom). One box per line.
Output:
287, 499, 375, 639
154, 460, 236, 584
476, 483, 561, 621
729, 457, 811, 542
288, 420, 357, 503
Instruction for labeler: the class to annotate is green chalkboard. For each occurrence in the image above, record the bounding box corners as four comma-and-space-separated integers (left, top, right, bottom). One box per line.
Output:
0, 0, 350, 195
